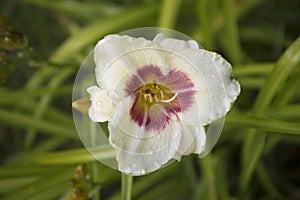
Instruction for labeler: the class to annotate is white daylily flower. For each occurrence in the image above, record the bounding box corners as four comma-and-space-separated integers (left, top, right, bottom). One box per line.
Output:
87, 33, 240, 175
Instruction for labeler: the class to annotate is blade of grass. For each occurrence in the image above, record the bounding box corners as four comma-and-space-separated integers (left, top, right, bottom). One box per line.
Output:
2, 167, 74, 200
25, 67, 74, 149
0, 177, 39, 193
0, 109, 77, 139
33, 137, 69, 152
241, 36, 300, 192
256, 162, 287, 199
23, 0, 120, 21
236, 0, 269, 18
221, 0, 242, 65
265, 104, 300, 119
253, 36, 300, 113
233, 63, 274, 76
214, 151, 231, 200
158, 0, 182, 29
227, 114, 300, 135
0, 85, 73, 105
27, 183, 70, 200
137, 178, 180, 200
199, 155, 217, 200
273, 72, 300, 106
183, 157, 199, 196
50, 4, 158, 64
197, 0, 216, 49
26, 145, 115, 165
0, 166, 64, 178
6, 100, 74, 127
25, 66, 56, 88
238, 77, 265, 89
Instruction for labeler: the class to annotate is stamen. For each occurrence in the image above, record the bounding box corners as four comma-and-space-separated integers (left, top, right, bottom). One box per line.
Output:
159, 92, 178, 103
154, 95, 159, 102
160, 90, 164, 99
148, 94, 153, 103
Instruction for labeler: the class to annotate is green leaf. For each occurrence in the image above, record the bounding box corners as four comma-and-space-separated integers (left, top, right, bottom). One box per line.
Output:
50, 4, 158, 64
221, 0, 242, 65
227, 114, 300, 135
158, 0, 182, 29
0, 109, 77, 139
26, 145, 115, 165
240, 36, 300, 191
2, 168, 73, 200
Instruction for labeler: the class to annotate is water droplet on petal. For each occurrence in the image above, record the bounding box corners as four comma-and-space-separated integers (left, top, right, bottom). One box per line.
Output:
96, 101, 102, 110
139, 169, 146, 175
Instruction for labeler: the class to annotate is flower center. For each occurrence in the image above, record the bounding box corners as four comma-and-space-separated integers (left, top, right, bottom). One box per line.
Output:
138, 82, 178, 105
129, 81, 181, 131
126, 65, 194, 131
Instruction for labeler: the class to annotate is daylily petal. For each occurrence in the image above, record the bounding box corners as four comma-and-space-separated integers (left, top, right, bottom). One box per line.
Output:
174, 124, 206, 160
108, 96, 181, 175
168, 48, 240, 125
152, 33, 166, 43
86, 86, 113, 122
94, 35, 167, 94
153, 33, 199, 50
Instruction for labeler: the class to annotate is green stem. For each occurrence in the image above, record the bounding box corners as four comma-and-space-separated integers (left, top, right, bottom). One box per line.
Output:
199, 155, 217, 200
121, 173, 133, 200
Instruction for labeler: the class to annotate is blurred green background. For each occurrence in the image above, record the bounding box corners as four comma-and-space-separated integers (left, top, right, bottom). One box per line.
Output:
0, 0, 300, 199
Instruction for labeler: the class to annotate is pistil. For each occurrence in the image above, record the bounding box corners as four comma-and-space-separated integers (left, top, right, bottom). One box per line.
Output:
158, 92, 178, 103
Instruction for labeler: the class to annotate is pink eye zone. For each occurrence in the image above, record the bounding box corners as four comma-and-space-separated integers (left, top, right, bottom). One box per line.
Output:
127, 65, 195, 131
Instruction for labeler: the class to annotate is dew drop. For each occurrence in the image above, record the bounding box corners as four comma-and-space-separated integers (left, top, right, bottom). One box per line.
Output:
139, 169, 146, 175
96, 101, 102, 110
